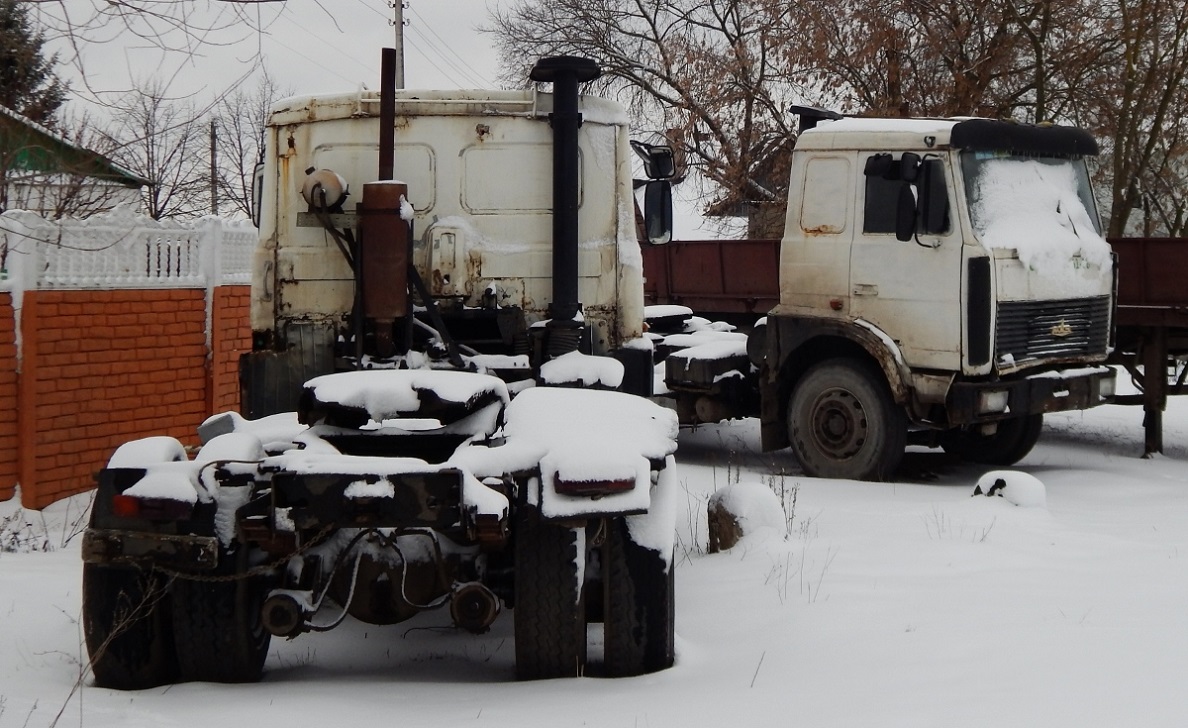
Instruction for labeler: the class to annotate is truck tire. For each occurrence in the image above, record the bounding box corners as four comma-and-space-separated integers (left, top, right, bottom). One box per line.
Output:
171, 555, 271, 683
940, 414, 1043, 466
603, 517, 675, 677
514, 504, 586, 680
82, 563, 178, 690
788, 358, 906, 481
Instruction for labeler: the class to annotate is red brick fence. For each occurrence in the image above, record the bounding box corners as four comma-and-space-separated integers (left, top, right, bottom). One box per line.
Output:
0, 209, 255, 508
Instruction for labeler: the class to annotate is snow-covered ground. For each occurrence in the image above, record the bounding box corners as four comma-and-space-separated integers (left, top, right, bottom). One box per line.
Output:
2, 398, 1186, 727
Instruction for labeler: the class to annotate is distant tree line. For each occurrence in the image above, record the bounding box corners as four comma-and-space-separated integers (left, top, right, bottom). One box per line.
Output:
0, 0, 285, 221
489, 0, 1188, 237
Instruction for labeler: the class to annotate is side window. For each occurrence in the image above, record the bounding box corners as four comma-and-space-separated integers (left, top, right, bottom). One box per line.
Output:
862, 153, 951, 236
800, 156, 850, 235
863, 155, 902, 234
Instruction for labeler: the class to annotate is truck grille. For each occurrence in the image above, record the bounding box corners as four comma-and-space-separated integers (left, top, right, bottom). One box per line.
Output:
995, 296, 1110, 366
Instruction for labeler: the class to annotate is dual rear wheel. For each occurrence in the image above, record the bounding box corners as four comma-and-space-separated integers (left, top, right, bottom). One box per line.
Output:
513, 506, 675, 680
83, 552, 271, 689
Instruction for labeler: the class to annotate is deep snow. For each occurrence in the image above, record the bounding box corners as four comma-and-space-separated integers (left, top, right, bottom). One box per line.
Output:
2, 396, 1187, 727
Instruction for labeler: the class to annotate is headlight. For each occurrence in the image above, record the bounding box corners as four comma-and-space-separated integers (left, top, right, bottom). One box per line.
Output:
977, 389, 1010, 414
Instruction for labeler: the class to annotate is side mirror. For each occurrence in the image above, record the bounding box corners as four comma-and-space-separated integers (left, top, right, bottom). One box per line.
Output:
895, 182, 917, 242
864, 153, 894, 178
900, 152, 921, 183
631, 140, 676, 180
644, 180, 673, 244
251, 161, 265, 228
920, 158, 949, 234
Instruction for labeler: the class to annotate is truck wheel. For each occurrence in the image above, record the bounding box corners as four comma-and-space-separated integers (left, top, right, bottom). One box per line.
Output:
82, 563, 178, 690
171, 555, 271, 683
603, 517, 675, 677
788, 358, 906, 481
940, 414, 1043, 466
514, 504, 586, 680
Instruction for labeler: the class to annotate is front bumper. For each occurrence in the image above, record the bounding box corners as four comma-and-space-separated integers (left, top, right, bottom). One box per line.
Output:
947, 365, 1115, 426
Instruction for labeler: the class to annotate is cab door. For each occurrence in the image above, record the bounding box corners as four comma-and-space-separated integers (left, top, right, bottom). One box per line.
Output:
847, 151, 963, 370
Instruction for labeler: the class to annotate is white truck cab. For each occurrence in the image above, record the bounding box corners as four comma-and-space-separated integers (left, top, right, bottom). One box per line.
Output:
759, 115, 1116, 478
244, 86, 654, 415
661, 113, 1117, 481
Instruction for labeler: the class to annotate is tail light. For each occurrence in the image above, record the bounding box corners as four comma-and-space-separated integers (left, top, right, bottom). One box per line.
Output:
111, 494, 195, 521
552, 474, 635, 498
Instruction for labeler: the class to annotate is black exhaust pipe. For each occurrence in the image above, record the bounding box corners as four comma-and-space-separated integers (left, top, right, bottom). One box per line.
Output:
530, 56, 601, 346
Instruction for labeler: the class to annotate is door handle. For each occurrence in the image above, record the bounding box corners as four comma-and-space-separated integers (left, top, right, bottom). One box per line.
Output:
853, 284, 878, 296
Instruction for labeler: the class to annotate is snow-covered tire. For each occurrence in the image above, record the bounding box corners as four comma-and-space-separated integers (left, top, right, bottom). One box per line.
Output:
603, 517, 675, 677
82, 563, 177, 690
788, 358, 906, 481
940, 414, 1043, 466
514, 504, 586, 680
170, 554, 271, 683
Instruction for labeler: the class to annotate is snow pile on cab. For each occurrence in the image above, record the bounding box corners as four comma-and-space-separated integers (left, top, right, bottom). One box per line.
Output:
968, 158, 1112, 275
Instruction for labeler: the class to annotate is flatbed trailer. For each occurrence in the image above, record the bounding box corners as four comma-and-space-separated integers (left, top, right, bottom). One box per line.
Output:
643, 236, 1188, 455
1108, 237, 1188, 454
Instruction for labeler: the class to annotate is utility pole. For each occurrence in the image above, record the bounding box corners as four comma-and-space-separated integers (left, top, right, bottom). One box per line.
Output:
210, 119, 218, 215
391, 1, 406, 88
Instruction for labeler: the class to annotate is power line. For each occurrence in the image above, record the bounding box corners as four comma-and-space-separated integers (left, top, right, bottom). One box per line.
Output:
405, 24, 489, 88
343, 0, 492, 88
407, 7, 491, 86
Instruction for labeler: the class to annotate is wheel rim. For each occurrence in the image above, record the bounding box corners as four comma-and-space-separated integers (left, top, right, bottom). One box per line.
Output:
808, 386, 867, 460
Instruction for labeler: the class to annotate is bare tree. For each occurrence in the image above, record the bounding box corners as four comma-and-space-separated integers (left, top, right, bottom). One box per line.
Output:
491, 0, 1188, 237
1080, 0, 1188, 237
212, 68, 290, 220
488, 0, 808, 230
103, 79, 208, 220
25, 1, 284, 88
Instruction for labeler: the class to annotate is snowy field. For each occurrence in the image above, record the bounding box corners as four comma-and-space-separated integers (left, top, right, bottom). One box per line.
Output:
2, 396, 1186, 727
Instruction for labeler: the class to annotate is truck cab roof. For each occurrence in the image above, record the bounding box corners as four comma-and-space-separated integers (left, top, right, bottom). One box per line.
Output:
797, 116, 1098, 157
267, 88, 631, 128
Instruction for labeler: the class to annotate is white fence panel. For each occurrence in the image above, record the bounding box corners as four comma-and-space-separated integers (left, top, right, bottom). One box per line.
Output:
0, 207, 256, 290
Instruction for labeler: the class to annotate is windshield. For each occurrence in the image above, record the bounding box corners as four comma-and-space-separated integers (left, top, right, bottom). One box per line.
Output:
960, 151, 1109, 271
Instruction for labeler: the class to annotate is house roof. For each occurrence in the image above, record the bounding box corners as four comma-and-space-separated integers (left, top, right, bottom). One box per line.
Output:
0, 104, 148, 188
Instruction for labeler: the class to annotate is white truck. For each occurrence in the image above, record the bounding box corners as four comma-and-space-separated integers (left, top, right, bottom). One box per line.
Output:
661, 109, 1117, 480
78, 52, 1119, 688
80, 55, 679, 688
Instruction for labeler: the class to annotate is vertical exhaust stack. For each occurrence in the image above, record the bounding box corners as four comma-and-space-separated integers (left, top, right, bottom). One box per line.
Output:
379, 48, 397, 181
530, 56, 601, 355
357, 48, 410, 359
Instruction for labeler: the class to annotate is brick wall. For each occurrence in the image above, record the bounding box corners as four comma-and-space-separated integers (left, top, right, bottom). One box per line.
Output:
1, 286, 250, 509
0, 293, 17, 503
211, 285, 251, 414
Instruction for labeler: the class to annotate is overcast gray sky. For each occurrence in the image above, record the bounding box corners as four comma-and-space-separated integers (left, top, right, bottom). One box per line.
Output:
47, 1, 508, 106
37, 0, 724, 236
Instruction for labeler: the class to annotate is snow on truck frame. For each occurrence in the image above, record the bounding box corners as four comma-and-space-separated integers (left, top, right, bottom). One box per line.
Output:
79, 55, 680, 688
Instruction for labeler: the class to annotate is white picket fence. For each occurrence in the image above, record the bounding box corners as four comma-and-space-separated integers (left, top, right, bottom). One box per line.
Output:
0, 206, 256, 291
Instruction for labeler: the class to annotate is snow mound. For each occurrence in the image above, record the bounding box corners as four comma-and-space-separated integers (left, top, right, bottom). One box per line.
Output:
973, 470, 1047, 508
539, 350, 624, 388
304, 370, 510, 422
107, 436, 187, 468
709, 482, 787, 539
